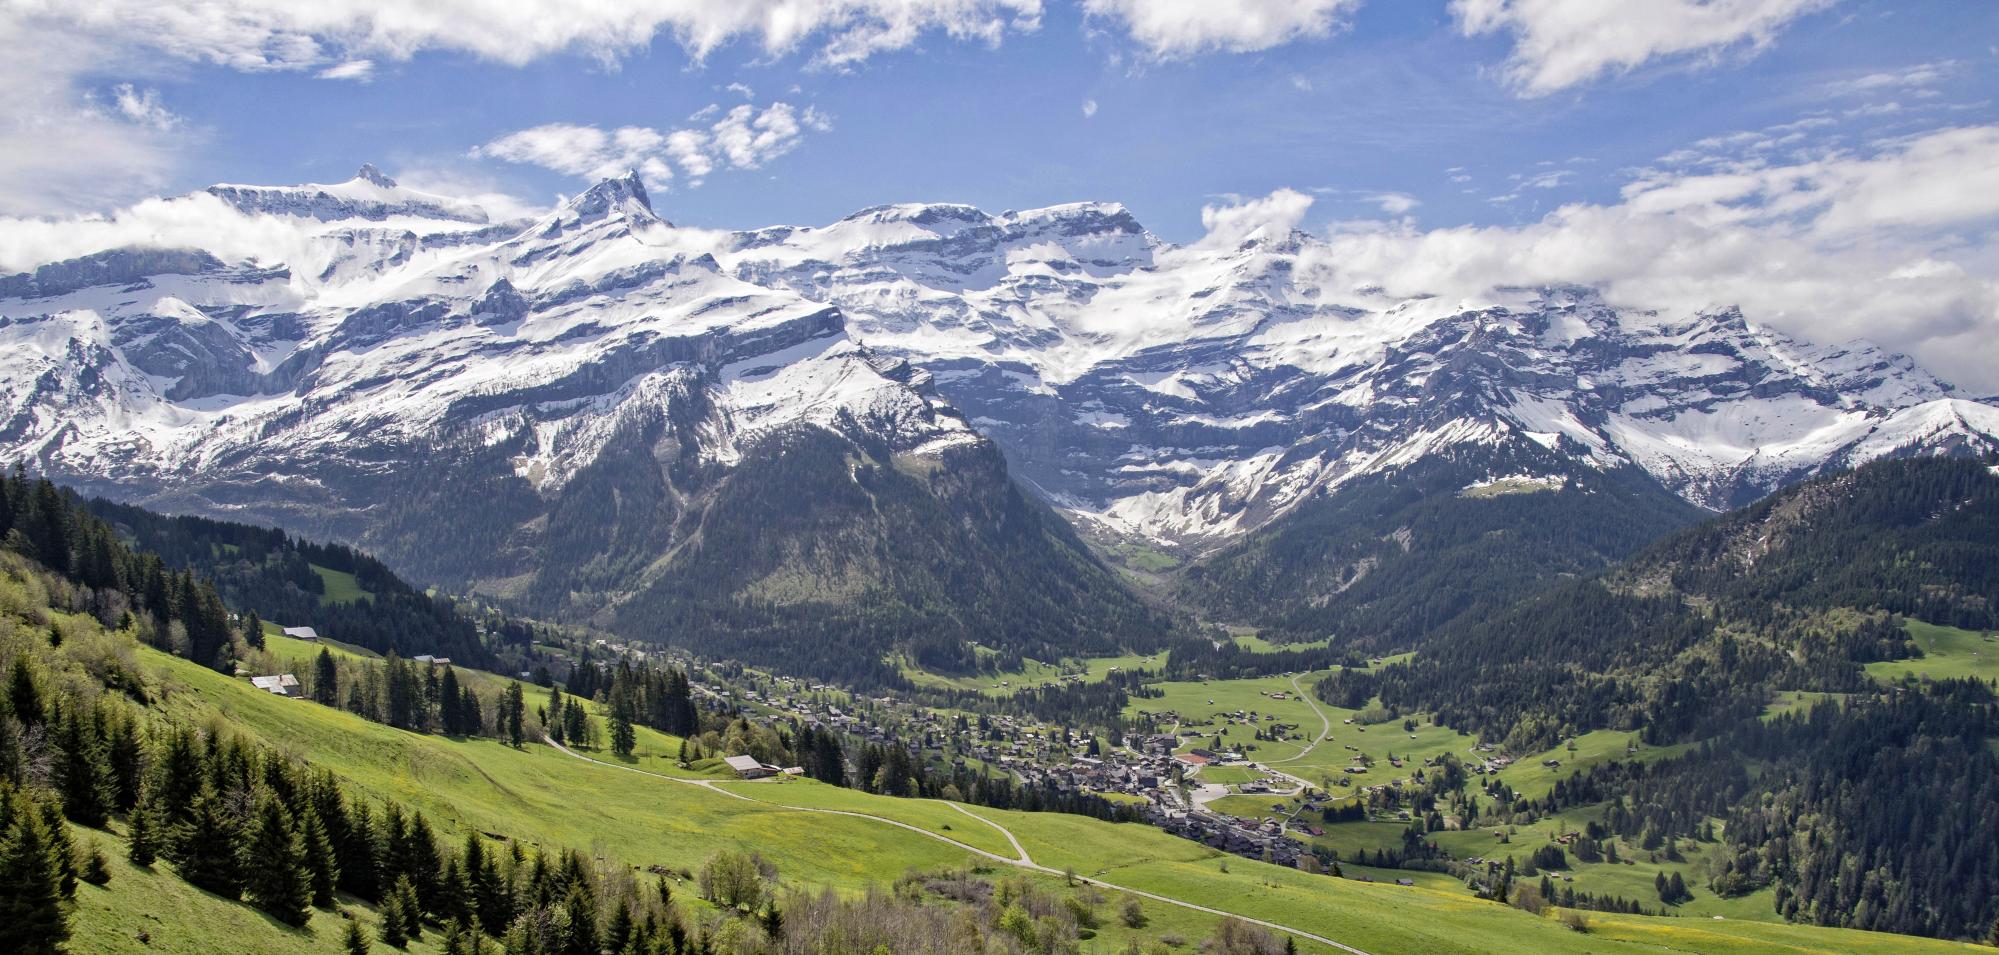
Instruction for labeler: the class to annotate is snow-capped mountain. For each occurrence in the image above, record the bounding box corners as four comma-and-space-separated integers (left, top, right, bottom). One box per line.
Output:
0, 168, 1167, 679
2, 170, 975, 494
710, 203, 1999, 545
4, 167, 1996, 583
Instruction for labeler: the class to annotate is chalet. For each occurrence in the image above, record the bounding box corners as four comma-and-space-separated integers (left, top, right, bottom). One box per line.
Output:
1174, 753, 1211, 767
413, 654, 452, 666
281, 626, 320, 641
723, 755, 780, 779
250, 674, 302, 698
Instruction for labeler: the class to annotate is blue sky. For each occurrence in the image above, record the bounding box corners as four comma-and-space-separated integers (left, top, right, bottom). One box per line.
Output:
8, 0, 1993, 239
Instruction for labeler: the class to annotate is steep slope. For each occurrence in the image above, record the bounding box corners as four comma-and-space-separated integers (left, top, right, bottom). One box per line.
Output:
0, 170, 1164, 682
719, 210, 1999, 549
6, 171, 1998, 665
1330, 455, 1999, 751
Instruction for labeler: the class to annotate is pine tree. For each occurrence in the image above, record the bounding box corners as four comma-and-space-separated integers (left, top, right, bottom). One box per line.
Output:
611, 712, 635, 758
8, 655, 42, 728
379, 892, 409, 949
245, 610, 265, 650
344, 917, 373, 955
80, 840, 111, 885
127, 800, 159, 866
315, 648, 341, 706
246, 789, 313, 926
299, 802, 341, 907
0, 810, 70, 955
397, 874, 425, 940
503, 682, 526, 747
440, 668, 464, 735
36, 800, 76, 899
54, 703, 114, 827
171, 784, 245, 898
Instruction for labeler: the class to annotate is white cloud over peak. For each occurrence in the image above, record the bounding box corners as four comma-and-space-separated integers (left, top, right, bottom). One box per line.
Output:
1082, 0, 1361, 57
1452, 0, 1835, 96
1308, 124, 1999, 390
1194, 188, 1315, 249
474, 101, 830, 190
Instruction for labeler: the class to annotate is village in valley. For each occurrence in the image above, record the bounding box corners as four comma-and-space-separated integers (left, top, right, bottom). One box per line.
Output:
242, 616, 1721, 914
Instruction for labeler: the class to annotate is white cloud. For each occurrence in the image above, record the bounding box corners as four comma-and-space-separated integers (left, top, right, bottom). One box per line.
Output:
725, 81, 755, 99
316, 59, 374, 82
13, 0, 1046, 72
1370, 192, 1420, 215
1308, 124, 1999, 390
1082, 0, 1361, 57
110, 84, 181, 130
1452, 0, 1834, 96
474, 101, 830, 190
1194, 188, 1315, 249
1081, 98, 1098, 118
0, 21, 184, 215
1823, 59, 1958, 96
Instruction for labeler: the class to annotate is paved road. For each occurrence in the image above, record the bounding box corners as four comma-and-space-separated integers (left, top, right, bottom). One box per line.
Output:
541, 734, 1373, 955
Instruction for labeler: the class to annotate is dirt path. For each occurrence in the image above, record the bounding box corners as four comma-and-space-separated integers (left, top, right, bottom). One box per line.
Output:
541, 734, 1372, 955
1266, 672, 1333, 767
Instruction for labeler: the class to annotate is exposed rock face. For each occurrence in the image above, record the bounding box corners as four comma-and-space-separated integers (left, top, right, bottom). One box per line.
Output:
1, 169, 1994, 663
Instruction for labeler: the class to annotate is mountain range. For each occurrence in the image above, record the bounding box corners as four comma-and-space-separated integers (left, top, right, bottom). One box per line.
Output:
5, 166, 1997, 673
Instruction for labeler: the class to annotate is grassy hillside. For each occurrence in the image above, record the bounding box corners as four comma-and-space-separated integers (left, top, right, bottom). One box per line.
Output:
95, 627, 1986, 955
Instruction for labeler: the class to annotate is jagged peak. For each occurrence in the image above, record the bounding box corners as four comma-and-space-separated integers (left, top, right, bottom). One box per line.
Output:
354, 163, 397, 189
554, 171, 661, 227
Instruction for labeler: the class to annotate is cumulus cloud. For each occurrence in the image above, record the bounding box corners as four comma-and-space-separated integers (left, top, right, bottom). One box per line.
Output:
1370, 192, 1420, 215
0, 192, 316, 273
1082, 0, 1361, 57
1306, 124, 1999, 390
474, 101, 830, 190
13, 0, 1046, 72
1081, 98, 1098, 118
0, 21, 185, 215
109, 84, 181, 130
1194, 188, 1315, 249
1452, 0, 1834, 96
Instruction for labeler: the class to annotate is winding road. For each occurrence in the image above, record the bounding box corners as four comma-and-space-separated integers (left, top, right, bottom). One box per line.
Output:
541, 734, 1372, 955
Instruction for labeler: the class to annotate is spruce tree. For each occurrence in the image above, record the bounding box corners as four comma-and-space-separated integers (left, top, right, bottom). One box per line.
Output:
54, 703, 114, 827
127, 800, 159, 866
611, 712, 635, 758
503, 682, 526, 747
298, 803, 341, 908
80, 841, 111, 885
315, 648, 341, 706
245, 610, 265, 649
396, 874, 424, 940
344, 917, 373, 955
379, 892, 409, 949
35, 800, 76, 898
171, 784, 244, 898
246, 789, 313, 926
0, 810, 70, 955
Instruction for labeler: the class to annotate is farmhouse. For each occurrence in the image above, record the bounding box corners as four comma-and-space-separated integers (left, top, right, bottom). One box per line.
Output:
724, 755, 781, 779
280, 626, 320, 641
250, 674, 301, 698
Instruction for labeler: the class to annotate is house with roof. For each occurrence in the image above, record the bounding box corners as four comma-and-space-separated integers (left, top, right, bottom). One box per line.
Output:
251, 674, 302, 698
724, 755, 780, 779
280, 626, 320, 641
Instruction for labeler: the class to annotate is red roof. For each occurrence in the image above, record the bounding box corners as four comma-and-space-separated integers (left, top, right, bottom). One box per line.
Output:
1175, 753, 1211, 765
